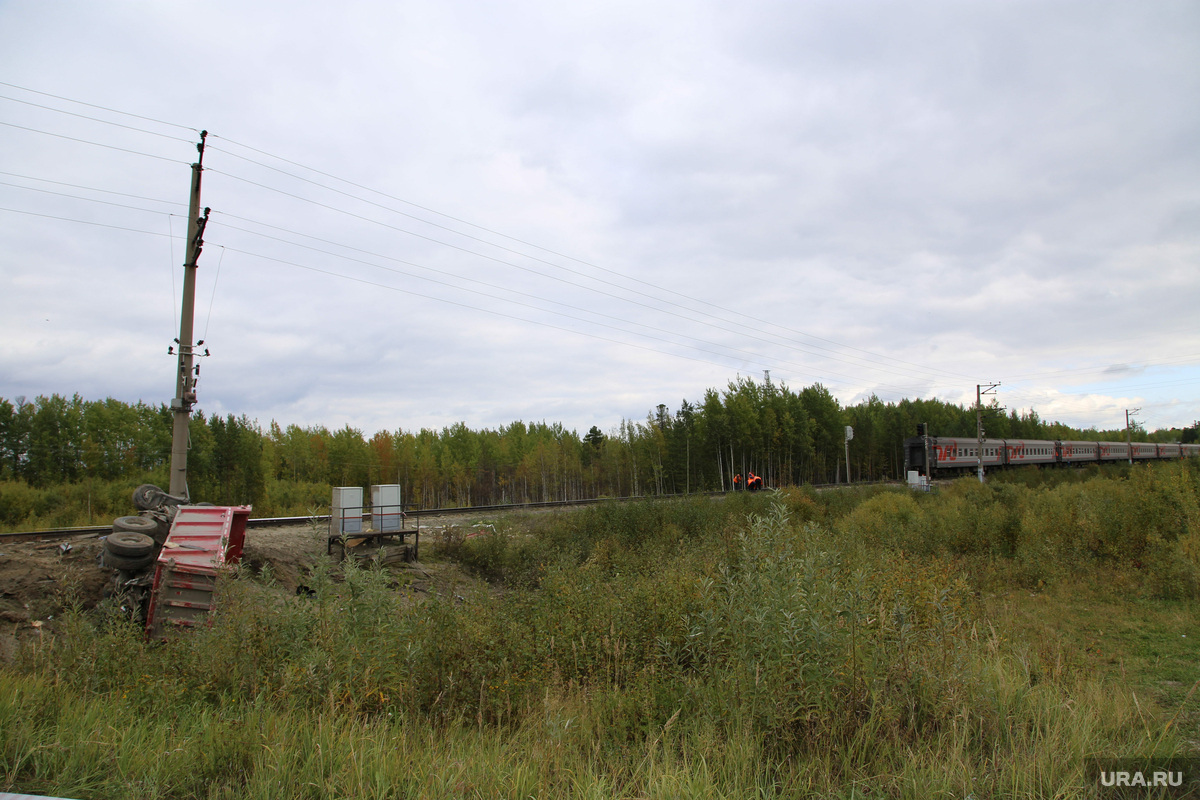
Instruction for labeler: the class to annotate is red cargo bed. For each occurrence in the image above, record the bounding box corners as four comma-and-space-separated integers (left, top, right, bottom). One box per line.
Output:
144, 505, 251, 639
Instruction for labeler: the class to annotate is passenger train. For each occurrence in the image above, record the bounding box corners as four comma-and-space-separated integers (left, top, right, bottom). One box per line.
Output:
903, 427, 1200, 479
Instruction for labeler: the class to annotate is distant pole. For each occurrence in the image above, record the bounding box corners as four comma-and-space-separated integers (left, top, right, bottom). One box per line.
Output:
168, 132, 209, 499
976, 383, 1000, 483
1125, 408, 1141, 465
844, 425, 854, 484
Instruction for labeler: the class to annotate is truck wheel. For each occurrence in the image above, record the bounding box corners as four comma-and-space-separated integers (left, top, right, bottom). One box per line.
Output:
132, 484, 167, 511
105, 532, 155, 558
113, 515, 158, 535
102, 549, 156, 571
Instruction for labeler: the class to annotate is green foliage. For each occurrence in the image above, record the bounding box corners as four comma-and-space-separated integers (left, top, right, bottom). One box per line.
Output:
0, 475, 168, 530
5, 478, 1197, 798
2, 383, 1192, 532
830, 463, 1200, 599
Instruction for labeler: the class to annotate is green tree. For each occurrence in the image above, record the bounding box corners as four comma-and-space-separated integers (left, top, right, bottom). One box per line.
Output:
25, 394, 85, 486
0, 397, 32, 480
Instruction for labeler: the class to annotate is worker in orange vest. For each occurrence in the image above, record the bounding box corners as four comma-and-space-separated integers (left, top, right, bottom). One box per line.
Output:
733, 473, 742, 490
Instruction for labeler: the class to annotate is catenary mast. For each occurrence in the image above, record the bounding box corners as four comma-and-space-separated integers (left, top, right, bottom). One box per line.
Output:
168, 132, 210, 499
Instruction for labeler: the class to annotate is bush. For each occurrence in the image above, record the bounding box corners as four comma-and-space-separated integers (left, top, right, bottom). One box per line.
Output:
6, 476, 1194, 798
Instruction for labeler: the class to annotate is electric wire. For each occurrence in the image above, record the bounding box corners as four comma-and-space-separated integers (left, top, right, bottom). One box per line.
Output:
4, 174, 833, 384
1003, 375, 1200, 407
47, 144, 1190, 410
208, 214, 934, 394
2, 94, 1143, 398
0, 169, 180, 206
0, 120, 188, 164
998, 353, 1200, 383
0, 179, 183, 216
168, 214, 179, 336
214, 229, 894, 392
2, 86, 1193, 424
0, 158, 938, 391
0, 93, 196, 144
210, 133, 974, 382
201, 246, 225, 344
206, 166, 956, 385
5, 178, 1188, 423
0, 81, 198, 133
0, 206, 171, 237
222, 244, 779, 375
211, 211, 894, 381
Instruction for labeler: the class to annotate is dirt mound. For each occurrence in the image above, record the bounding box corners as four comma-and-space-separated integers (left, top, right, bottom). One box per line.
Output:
0, 515, 492, 660
0, 535, 110, 623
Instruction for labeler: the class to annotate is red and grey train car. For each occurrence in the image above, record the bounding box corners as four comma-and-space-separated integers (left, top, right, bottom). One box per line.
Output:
904, 430, 1200, 478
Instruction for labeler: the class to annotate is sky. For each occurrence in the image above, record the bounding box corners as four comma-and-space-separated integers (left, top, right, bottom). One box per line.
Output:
1, 0, 1198, 439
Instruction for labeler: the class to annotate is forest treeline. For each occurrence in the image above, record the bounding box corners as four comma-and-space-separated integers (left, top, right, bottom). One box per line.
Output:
0, 378, 1195, 520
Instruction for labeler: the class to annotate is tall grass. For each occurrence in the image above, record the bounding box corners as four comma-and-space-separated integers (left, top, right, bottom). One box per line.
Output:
0, 475, 334, 532
829, 461, 1200, 598
3, 466, 1196, 798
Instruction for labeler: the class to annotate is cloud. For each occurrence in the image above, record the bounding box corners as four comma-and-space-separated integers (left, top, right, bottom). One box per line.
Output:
1, 0, 1198, 437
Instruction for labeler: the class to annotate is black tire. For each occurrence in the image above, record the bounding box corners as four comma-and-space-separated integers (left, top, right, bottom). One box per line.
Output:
105, 531, 156, 558
113, 515, 158, 535
132, 484, 166, 511
102, 548, 156, 571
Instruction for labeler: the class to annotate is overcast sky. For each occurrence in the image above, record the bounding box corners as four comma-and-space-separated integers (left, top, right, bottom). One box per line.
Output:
1, 0, 1198, 439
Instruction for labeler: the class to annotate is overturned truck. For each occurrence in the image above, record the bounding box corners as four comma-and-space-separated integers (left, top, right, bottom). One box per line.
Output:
101, 486, 250, 638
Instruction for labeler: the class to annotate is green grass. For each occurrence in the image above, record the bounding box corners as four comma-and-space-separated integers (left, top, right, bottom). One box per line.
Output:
995, 577, 1200, 718
3, 463, 1199, 798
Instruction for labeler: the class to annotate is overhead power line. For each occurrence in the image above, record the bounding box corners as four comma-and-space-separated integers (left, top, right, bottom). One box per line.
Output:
206, 137, 973, 383
0, 93, 195, 143
222, 244, 784, 375
0, 81, 198, 133
0, 120, 188, 164
0, 170, 179, 206
1, 82, 971, 389
207, 206, 953, 387
205, 165, 957, 386
6, 84, 1190, 417
0, 178, 184, 216
0, 206, 173, 237
207, 213, 935, 394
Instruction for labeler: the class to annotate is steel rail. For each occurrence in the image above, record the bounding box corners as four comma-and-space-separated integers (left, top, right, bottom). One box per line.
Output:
0, 484, 889, 545
0, 492, 718, 544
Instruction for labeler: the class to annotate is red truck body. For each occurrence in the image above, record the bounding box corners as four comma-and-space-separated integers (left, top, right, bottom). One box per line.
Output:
144, 505, 251, 639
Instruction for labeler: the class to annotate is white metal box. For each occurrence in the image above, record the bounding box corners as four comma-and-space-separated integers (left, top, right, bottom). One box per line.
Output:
371, 484, 403, 532
331, 486, 363, 535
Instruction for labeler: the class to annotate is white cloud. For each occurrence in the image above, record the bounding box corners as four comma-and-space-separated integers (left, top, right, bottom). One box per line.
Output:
1, 0, 1198, 436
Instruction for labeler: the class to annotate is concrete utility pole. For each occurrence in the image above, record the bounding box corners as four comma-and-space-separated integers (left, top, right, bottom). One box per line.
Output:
844, 425, 853, 484
1125, 408, 1141, 466
976, 383, 1000, 483
168, 132, 210, 499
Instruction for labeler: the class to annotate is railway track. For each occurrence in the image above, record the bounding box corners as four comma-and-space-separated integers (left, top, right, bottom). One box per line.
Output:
0, 492, 715, 545
0, 482, 893, 546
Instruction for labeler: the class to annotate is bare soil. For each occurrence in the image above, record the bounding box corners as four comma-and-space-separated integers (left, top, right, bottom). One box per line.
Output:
0, 510, 503, 663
